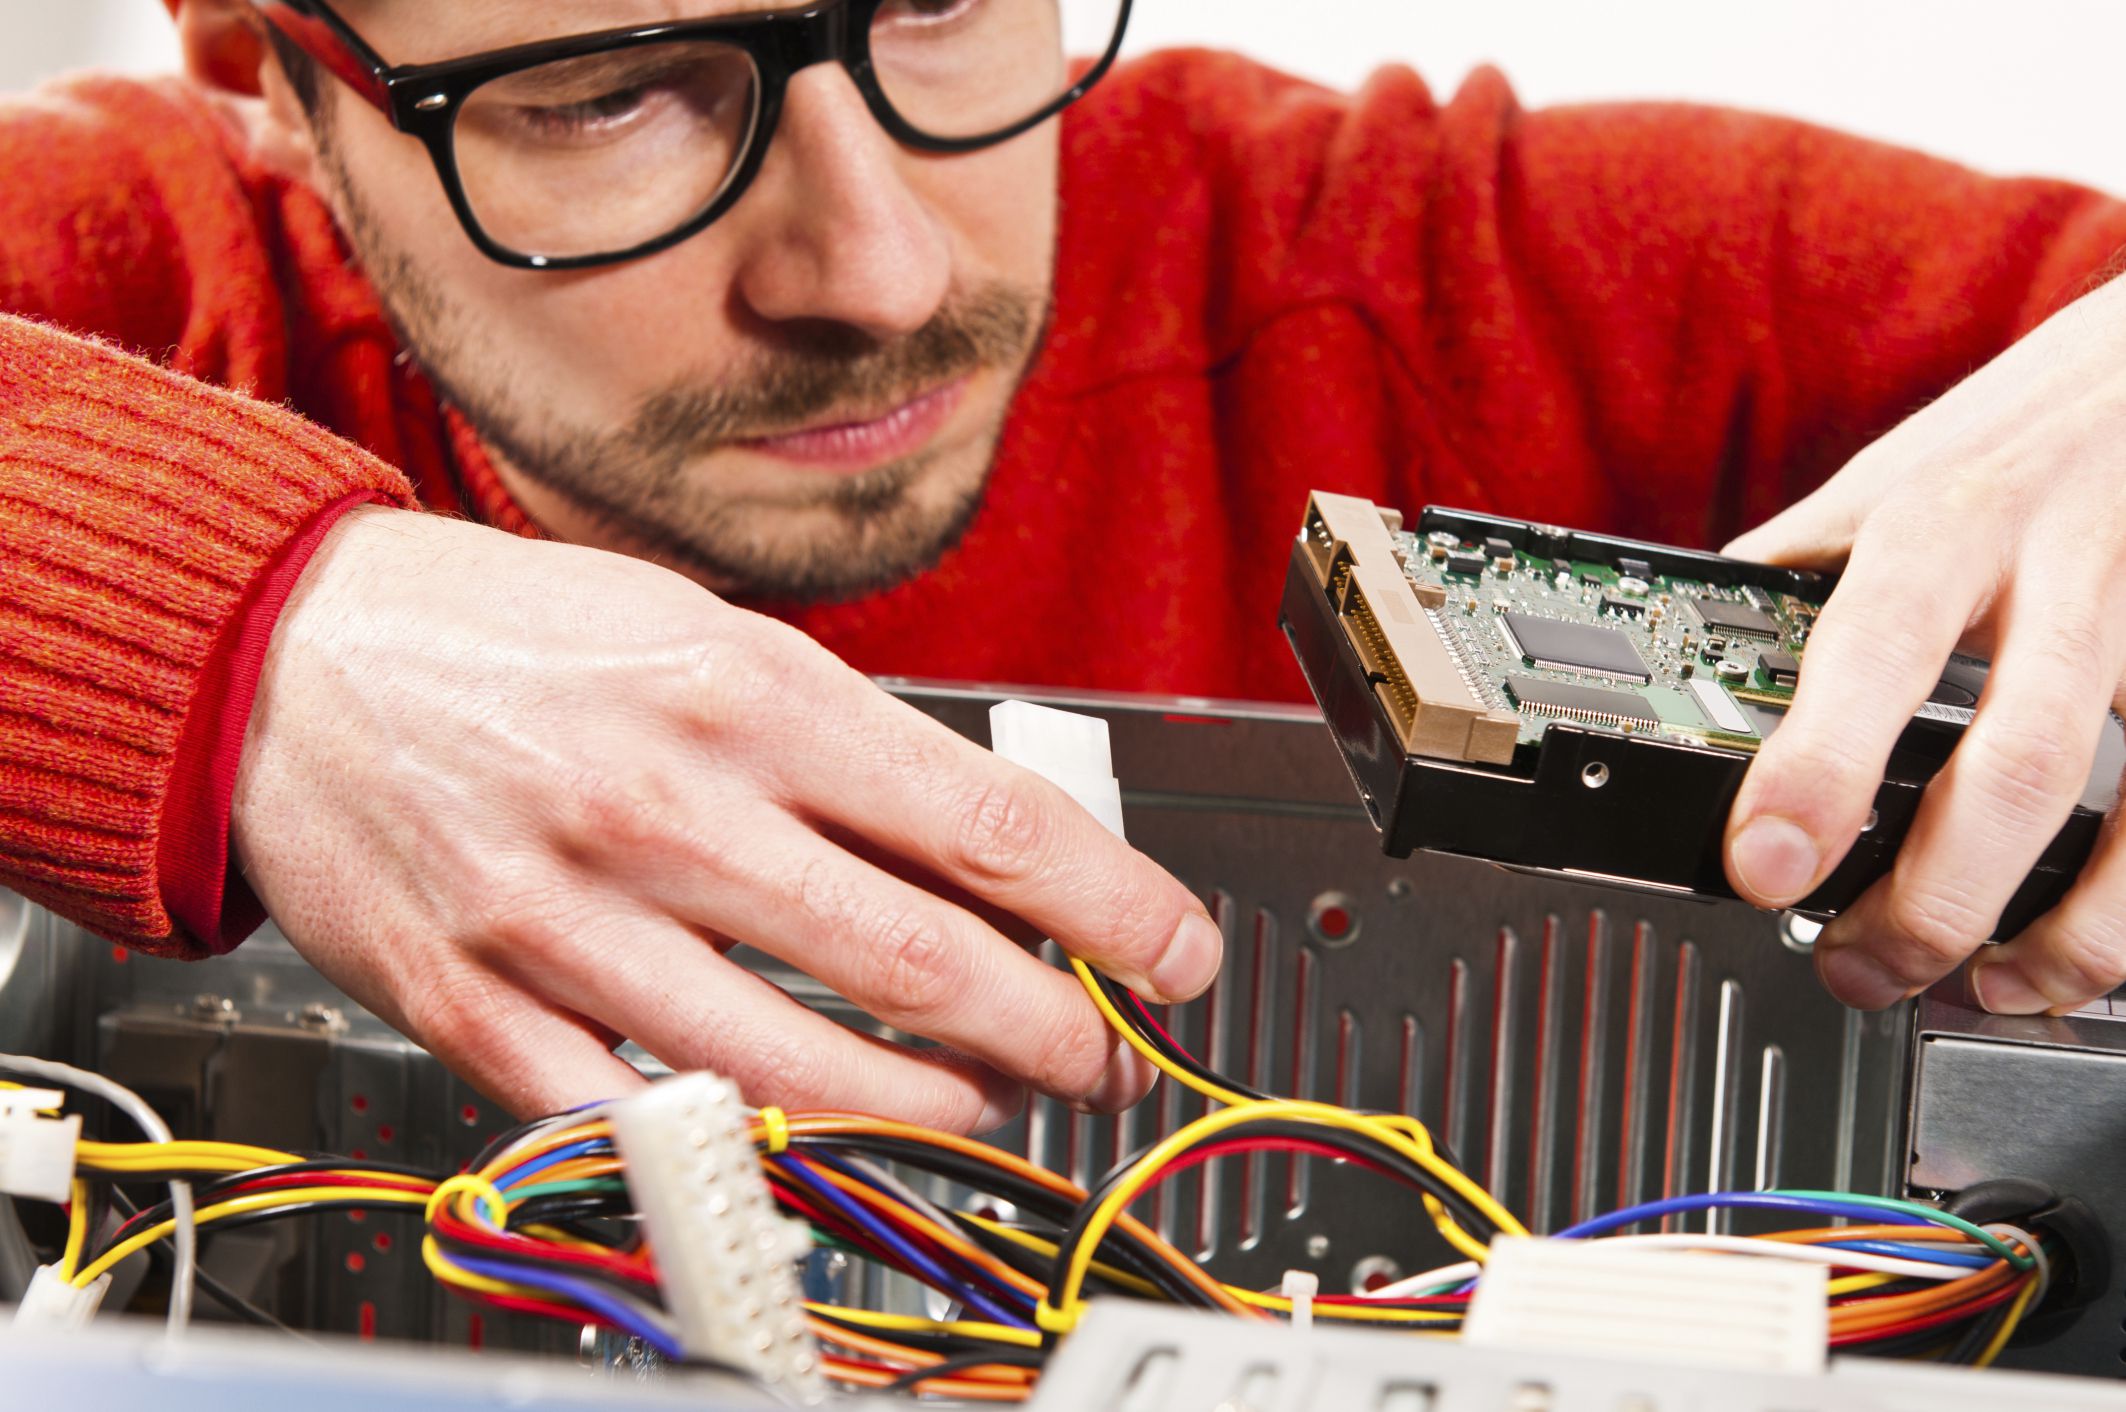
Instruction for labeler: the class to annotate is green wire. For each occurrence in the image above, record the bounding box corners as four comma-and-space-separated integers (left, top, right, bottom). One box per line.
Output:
1770, 1189, 2034, 1269
505, 1177, 627, 1206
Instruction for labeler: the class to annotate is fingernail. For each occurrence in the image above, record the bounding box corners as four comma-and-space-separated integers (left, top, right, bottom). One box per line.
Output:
1817, 946, 1907, 1010
1729, 817, 1820, 905
1088, 1043, 1157, 1113
1149, 912, 1223, 1002
1970, 961, 2048, 1016
971, 1087, 1027, 1135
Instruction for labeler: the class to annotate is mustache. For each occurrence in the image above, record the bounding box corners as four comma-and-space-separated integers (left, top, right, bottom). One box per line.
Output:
625, 284, 1042, 460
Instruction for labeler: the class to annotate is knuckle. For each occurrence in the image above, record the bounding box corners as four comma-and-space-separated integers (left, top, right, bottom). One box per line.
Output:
400, 964, 524, 1061
947, 777, 1057, 886
1022, 1007, 1115, 1099
2040, 919, 2126, 1000
719, 1026, 832, 1110
1758, 731, 1880, 820
860, 907, 966, 1026
1964, 716, 2089, 825
457, 865, 577, 964
1880, 881, 1987, 976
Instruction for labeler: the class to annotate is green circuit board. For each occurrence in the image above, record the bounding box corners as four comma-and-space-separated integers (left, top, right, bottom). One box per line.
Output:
1389, 524, 1820, 755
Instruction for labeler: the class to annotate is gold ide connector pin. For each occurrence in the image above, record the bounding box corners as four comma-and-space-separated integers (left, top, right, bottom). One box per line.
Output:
1299, 492, 1521, 766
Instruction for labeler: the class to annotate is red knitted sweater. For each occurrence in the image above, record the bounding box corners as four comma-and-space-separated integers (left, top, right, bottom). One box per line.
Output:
4, 53, 2123, 959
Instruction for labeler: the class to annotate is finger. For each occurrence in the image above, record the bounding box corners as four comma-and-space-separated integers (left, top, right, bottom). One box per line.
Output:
509, 911, 1028, 1134
1967, 762, 2126, 1015
791, 690, 1221, 1004
386, 963, 649, 1119
1723, 490, 1862, 568
1725, 514, 1989, 911
1813, 565, 2124, 1008
695, 823, 1156, 1114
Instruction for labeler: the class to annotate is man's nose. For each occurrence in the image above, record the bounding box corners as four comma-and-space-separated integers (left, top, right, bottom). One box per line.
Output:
727, 64, 953, 339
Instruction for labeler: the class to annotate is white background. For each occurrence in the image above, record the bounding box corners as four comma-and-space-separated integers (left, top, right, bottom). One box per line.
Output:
10, 1, 2126, 192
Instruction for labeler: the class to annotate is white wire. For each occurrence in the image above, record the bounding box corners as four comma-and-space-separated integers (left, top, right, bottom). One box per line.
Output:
1359, 1229, 1995, 1302
0, 1053, 193, 1334
1984, 1222, 2050, 1304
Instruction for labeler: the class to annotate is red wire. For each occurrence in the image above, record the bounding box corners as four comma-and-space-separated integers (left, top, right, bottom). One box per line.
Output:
430, 1204, 655, 1285
1827, 1279, 2025, 1347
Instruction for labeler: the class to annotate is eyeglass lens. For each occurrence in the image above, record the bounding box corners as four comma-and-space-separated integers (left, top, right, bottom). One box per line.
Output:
447, 0, 1126, 261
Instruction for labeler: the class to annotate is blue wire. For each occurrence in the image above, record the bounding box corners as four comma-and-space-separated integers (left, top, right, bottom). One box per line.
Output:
1556, 1192, 1931, 1240
1819, 1238, 1994, 1270
497, 1136, 612, 1190
803, 1148, 1039, 1315
776, 1152, 1032, 1330
450, 1252, 680, 1360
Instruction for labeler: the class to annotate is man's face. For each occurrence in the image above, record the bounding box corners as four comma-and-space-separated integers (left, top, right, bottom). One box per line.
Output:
278, 1, 1060, 600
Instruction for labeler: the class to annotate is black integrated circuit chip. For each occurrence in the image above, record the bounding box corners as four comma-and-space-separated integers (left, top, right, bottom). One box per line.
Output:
1758, 649, 1801, 688
1617, 557, 1654, 581
1692, 597, 1781, 641
1500, 611, 1653, 683
1507, 675, 1661, 728
1446, 551, 1486, 576
1602, 596, 1645, 619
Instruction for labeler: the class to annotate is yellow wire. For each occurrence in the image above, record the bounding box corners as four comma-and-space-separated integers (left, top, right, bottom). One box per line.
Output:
1071, 958, 1253, 1108
59, 1179, 88, 1280
1043, 1100, 1527, 1329
1070, 959, 1518, 1262
956, 1212, 1164, 1299
1226, 1286, 1462, 1324
420, 1235, 551, 1300
808, 1305, 1044, 1349
1974, 1275, 2042, 1368
1828, 1271, 1896, 1297
77, 1139, 303, 1168
74, 1186, 429, 1287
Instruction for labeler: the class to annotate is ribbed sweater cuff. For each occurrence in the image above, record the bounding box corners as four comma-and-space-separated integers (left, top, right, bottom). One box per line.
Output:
0, 314, 415, 958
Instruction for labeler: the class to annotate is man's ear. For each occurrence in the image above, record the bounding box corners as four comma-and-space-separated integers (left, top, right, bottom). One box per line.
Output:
180, 1, 331, 188
176, 0, 269, 97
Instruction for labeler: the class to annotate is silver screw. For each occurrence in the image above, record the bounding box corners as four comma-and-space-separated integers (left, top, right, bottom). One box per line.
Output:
296, 1002, 345, 1034
190, 994, 239, 1025
1305, 1233, 1331, 1259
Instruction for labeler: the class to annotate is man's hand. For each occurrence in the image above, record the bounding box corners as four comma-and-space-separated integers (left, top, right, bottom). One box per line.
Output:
232, 508, 1219, 1126
1722, 275, 2126, 1015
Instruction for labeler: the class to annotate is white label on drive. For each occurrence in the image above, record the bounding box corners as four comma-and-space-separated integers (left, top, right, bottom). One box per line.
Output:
1690, 677, 1752, 735
1913, 701, 1975, 727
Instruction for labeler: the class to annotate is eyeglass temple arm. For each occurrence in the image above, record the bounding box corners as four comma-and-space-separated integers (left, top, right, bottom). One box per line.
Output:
248, 0, 395, 116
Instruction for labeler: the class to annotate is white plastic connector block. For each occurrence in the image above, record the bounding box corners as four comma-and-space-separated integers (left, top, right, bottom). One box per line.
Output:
1462, 1235, 1828, 1375
0, 1088, 80, 1203
14, 1264, 109, 1329
608, 1073, 823, 1403
990, 701, 1126, 839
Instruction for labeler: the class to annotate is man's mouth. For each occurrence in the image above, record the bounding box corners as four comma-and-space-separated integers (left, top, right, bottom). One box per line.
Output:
735, 377, 970, 473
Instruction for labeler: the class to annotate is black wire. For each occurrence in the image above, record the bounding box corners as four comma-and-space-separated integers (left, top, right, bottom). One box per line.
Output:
98, 1156, 443, 1245
105, 1189, 311, 1339
1045, 1117, 1502, 1326
792, 1135, 1210, 1307
880, 1348, 1047, 1393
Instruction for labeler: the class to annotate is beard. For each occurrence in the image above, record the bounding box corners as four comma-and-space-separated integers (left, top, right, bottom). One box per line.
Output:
326, 147, 1049, 602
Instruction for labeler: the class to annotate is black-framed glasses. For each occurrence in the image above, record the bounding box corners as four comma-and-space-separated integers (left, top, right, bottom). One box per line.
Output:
254, 0, 1132, 271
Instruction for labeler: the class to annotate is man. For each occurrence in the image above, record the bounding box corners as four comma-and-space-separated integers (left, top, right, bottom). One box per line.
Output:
4, 0, 2124, 1128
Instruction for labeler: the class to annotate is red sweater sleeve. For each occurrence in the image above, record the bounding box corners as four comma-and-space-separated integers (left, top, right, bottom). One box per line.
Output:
0, 316, 414, 957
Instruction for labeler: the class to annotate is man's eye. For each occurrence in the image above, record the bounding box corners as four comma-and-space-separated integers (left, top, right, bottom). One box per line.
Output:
876, 0, 983, 27
513, 86, 656, 140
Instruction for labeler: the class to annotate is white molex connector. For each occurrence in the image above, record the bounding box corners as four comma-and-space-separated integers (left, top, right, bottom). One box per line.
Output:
14, 1264, 109, 1329
1463, 1235, 1829, 1375
0, 1087, 80, 1204
608, 1073, 823, 1403
989, 700, 1126, 839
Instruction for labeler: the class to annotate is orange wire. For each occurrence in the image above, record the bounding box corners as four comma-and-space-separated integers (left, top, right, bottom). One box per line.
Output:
809, 1319, 1036, 1384
1829, 1263, 2017, 1331
775, 1159, 1046, 1300
1762, 1224, 1991, 1246
823, 1357, 1031, 1402
769, 1114, 1254, 1315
